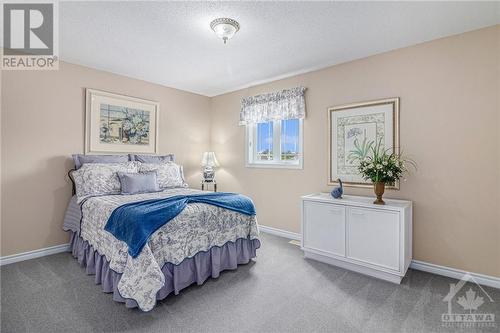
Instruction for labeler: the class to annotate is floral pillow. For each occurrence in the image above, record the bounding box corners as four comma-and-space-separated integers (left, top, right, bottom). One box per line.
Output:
129, 154, 175, 164
73, 162, 139, 203
138, 162, 188, 189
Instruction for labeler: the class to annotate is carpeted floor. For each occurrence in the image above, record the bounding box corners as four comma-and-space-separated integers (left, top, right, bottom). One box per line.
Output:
1, 233, 499, 332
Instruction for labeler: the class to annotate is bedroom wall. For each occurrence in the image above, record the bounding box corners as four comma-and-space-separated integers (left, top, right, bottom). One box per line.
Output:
210, 26, 500, 277
1, 62, 211, 256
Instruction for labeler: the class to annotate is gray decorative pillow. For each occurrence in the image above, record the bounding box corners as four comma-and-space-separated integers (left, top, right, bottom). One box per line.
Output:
117, 171, 159, 195
72, 154, 129, 169
73, 162, 138, 203
138, 162, 188, 189
129, 154, 175, 164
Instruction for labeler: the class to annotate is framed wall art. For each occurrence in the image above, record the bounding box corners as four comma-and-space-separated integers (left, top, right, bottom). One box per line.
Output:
85, 89, 159, 154
328, 97, 400, 188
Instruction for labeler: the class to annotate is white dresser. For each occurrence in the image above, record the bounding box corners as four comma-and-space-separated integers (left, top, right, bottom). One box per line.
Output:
301, 193, 412, 283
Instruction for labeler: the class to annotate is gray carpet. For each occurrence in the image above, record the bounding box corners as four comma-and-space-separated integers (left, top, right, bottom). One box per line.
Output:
1, 233, 499, 333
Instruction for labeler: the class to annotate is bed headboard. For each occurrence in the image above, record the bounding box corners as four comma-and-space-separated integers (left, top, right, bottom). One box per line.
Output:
68, 168, 77, 195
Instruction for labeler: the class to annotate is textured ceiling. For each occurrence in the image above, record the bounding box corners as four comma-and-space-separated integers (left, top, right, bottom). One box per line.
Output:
57, 1, 499, 96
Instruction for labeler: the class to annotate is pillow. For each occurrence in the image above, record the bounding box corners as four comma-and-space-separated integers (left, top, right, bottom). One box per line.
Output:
138, 162, 188, 189
72, 154, 129, 169
129, 154, 175, 164
117, 171, 159, 195
72, 162, 138, 203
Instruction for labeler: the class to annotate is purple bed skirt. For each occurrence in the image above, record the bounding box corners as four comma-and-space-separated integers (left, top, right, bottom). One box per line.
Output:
69, 232, 260, 309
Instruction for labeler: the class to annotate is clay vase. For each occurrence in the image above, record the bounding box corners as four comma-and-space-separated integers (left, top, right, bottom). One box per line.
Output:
373, 181, 386, 205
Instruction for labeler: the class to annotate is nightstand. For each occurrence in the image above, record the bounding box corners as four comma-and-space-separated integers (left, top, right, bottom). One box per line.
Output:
201, 180, 217, 192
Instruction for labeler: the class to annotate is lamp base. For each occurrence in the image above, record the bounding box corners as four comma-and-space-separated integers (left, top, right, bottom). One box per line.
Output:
203, 167, 215, 182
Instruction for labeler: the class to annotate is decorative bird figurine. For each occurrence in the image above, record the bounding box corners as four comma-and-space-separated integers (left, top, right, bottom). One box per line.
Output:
330, 179, 343, 199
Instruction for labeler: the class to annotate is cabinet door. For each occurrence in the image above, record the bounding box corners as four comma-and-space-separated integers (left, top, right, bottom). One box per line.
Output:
303, 201, 345, 257
347, 208, 400, 271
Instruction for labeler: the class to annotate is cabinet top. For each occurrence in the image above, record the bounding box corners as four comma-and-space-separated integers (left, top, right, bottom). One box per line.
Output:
301, 193, 412, 210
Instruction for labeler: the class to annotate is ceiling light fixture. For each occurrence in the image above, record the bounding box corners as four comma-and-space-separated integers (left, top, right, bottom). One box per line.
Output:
210, 18, 240, 44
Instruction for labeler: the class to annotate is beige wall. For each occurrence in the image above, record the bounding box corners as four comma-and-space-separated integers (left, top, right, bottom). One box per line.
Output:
211, 26, 500, 277
1, 62, 211, 256
1, 27, 499, 278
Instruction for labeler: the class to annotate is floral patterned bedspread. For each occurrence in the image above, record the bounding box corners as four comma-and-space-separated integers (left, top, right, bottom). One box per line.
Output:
79, 188, 259, 311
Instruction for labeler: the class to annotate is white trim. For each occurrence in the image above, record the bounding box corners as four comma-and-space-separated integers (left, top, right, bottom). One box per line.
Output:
410, 260, 500, 290
0, 243, 70, 266
259, 224, 500, 289
258, 225, 301, 241
245, 162, 303, 170
245, 119, 304, 170
2, 228, 498, 290
304, 251, 403, 284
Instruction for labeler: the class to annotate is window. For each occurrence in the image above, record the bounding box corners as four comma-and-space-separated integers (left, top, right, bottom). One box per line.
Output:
246, 118, 303, 168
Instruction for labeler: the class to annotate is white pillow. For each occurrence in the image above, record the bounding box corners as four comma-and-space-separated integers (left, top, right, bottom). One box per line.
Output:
138, 162, 188, 189
73, 162, 138, 203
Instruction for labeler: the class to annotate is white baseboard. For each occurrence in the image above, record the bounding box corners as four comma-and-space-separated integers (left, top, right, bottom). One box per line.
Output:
1, 227, 499, 290
259, 225, 500, 289
258, 225, 301, 241
0, 243, 71, 266
410, 260, 500, 289
305, 250, 403, 284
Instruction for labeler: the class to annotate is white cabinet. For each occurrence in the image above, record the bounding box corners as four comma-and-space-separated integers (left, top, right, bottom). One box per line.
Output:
347, 208, 400, 271
301, 193, 412, 284
303, 202, 345, 257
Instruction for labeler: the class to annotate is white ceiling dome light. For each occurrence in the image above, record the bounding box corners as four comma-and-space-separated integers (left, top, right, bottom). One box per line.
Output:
210, 18, 240, 44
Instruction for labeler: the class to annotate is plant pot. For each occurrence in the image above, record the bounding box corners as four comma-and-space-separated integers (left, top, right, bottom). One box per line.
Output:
373, 181, 386, 205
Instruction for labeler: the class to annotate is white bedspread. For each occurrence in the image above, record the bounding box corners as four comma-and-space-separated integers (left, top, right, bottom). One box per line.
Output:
79, 188, 259, 311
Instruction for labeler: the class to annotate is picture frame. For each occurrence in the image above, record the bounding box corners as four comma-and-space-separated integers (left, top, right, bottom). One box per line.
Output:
328, 97, 400, 189
85, 89, 159, 154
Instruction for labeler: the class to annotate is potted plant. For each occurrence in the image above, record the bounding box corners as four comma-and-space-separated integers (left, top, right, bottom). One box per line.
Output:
349, 139, 415, 205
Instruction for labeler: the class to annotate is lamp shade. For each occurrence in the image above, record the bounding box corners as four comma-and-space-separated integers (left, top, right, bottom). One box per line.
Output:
210, 18, 240, 44
201, 152, 219, 167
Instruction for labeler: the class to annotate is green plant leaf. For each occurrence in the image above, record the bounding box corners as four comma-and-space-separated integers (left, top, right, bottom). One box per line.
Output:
347, 137, 374, 164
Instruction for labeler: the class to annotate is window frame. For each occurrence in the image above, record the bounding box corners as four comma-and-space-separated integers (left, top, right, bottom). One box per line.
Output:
245, 118, 303, 169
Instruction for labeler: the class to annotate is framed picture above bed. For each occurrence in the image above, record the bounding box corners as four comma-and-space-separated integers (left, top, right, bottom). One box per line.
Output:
85, 88, 159, 154
328, 97, 400, 189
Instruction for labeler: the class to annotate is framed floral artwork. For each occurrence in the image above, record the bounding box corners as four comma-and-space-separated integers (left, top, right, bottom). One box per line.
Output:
328, 98, 400, 188
85, 89, 159, 154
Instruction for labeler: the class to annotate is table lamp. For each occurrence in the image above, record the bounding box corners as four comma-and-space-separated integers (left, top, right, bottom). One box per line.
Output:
201, 152, 219, 182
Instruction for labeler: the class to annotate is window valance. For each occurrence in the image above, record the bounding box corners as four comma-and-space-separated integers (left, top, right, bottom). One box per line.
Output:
239, 86, 306, 125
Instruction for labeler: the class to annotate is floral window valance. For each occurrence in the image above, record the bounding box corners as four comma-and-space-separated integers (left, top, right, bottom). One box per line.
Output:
239, 86, 306, 125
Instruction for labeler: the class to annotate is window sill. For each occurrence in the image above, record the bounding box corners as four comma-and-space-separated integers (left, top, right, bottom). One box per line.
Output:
245, 162, 303, 170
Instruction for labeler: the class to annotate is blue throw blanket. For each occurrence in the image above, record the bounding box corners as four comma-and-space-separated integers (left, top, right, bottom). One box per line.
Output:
104, 192, 256, 258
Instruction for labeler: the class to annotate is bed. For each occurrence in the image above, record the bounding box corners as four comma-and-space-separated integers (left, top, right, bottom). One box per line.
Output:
64, 158, 260, 311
